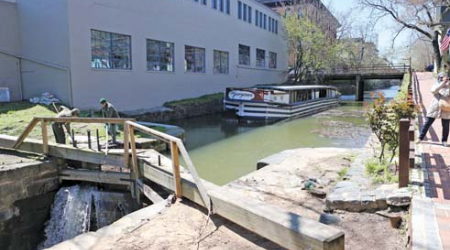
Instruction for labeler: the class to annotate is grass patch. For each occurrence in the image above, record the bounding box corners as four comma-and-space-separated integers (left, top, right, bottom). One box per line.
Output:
0, 102, 56, 138
338, 167, 348, 180
365, 158, 398, 184
0, 101, 167, 143
163, 93, 223, 106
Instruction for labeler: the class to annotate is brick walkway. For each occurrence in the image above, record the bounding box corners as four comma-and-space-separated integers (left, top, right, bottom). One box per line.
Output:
413, 72, 450, 249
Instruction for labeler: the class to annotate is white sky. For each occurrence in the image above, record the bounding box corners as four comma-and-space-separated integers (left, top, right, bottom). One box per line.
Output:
322, 0, 411, 62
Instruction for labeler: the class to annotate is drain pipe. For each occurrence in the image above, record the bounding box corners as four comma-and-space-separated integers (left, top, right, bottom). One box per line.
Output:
0, 48, 74, 106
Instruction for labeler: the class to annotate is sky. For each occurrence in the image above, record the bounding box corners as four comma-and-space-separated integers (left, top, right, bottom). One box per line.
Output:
322, 0, 412, 62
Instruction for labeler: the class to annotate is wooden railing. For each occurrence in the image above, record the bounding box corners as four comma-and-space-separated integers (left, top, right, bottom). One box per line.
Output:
12, 117, 212, 212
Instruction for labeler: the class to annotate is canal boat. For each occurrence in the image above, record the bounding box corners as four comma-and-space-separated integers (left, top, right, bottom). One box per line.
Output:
224, 85, 340, 119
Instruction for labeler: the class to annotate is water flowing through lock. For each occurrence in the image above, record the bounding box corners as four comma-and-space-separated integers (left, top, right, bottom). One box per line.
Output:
39, 184, 135, 249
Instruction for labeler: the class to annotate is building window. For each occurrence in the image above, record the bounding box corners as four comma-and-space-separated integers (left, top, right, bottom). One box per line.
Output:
243, 3, 247, 21
255, 10, 259, 26
202, 0, 207, 5
238, 1, 242, 19
263, 14, 267, 29
256, 48, 265, 67
269, 52, 277, 69
268, 17, 272, 31
275, 20, 278, 34
212, 0, 217, 9
248, 6, 252, 23
239, 44, 250, 66
91, 30, 131, 70
259, 12, 263, 28
219, 0, 224, 11
214, 50, 229, 74
185, 45, 205, 73
226, 0, 230, 14
146, 39, 174, 72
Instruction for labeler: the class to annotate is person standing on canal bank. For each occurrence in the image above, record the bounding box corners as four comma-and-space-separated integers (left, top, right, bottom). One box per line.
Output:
52, 106, 80, 144
99, 98, 119, 144
419, 72, 450, 146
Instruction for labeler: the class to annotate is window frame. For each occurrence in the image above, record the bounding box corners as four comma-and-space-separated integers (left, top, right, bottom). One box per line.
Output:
91, 29, 132, 70
146, 38, 175, 72
269, 51, 277, 69
213, 50, 229, 74
256, 48, 265, 68
185, 45, 206, 73
239, 44, 251, 66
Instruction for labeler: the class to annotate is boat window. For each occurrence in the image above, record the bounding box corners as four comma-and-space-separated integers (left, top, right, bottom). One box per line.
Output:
295, 90, 312, 102
319, 89, 327, 98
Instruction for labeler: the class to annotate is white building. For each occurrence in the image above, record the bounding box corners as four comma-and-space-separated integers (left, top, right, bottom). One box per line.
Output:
0, 0, 288, 111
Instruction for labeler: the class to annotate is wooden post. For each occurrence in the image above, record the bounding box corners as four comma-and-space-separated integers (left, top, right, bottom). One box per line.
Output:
13, 118, 39, 149
123, 124, 130, 168
170, 141, 182, 198
129, 125, 140, 203
41, 119, 48, 154
399, 119, 410, 188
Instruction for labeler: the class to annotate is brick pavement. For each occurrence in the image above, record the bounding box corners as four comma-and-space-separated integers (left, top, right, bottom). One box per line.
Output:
413, 72, 450, 249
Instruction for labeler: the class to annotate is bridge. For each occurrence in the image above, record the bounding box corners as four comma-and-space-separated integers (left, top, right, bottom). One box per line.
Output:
324, 65, 410, 101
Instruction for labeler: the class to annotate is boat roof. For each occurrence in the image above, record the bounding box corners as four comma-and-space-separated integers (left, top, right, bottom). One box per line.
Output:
259, 85, 338, 91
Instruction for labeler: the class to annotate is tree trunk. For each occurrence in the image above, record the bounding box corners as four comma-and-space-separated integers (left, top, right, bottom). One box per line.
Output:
433, 30, 442, 70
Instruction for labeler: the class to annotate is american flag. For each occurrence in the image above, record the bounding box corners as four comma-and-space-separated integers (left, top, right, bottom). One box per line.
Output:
441, 28, 450, 52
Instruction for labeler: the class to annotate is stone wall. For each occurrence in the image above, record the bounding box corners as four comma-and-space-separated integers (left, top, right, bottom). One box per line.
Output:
0, 153, 60, 250
123, 96, 224, 122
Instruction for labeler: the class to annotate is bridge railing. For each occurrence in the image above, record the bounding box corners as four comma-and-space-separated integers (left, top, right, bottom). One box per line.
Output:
327, 64, 410, 75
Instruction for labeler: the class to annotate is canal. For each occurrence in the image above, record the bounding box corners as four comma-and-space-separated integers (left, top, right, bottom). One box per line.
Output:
169, 86, 399, 185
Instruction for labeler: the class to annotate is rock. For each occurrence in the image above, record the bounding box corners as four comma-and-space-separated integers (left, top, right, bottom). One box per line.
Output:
319, 213, 341, 225
386, 189, 412, 207
333, 181, 360, 193
375, 211, 402, 228
361, 194, 378, 211
308, 189, 327, 199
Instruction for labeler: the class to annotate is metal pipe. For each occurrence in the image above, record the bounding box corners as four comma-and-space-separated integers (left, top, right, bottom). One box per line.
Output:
87, 130, 91, 149
96, 129, 101, 151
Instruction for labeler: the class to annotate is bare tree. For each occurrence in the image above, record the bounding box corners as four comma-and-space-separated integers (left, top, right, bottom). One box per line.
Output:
359, 0, 450, 70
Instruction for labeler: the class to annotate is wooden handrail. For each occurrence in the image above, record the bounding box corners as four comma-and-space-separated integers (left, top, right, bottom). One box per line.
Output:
35, 117, 135, 124
126, 121, 212, 212
12, 116, 212, 212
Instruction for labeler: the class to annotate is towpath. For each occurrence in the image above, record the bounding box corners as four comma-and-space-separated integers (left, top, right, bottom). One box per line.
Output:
412, 72, 450, 250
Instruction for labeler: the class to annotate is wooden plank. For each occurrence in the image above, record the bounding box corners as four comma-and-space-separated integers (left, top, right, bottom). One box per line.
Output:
177, 141, 211, 211
0, 135, 126, 167
138, 158, 345, 250
60, 169, 131, 185
126, 121, 178, 143
38, 117, 134, 124
136, 179, 164, 203
12, 118, 39, 149
129, 125, 141, 202
170, 141, 182, 198
41, 119, 49, 154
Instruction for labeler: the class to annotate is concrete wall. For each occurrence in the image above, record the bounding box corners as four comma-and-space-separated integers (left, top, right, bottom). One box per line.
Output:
67, 0, 288, 111
0, 1, 21, 102
17, 0, 72, 105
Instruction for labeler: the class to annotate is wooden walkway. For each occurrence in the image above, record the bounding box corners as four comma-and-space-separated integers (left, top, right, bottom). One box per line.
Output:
412, 72, 450, 250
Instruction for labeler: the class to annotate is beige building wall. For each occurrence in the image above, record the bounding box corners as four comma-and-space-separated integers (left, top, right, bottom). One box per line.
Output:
67, 0, 288, 111
0, 1, 21, 102
17, 0, 72, 105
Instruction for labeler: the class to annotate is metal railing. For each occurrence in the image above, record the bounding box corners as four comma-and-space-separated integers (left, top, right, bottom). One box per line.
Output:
327, 64, 411, 75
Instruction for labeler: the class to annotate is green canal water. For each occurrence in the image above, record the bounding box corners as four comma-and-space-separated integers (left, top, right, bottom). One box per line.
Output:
169, 86, 398, 185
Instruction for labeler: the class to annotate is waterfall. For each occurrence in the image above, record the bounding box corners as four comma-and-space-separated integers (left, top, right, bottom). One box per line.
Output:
40, 184, 135, 249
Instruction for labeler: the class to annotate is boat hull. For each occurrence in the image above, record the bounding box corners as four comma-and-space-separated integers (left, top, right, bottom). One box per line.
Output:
224, 98, 339, 120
